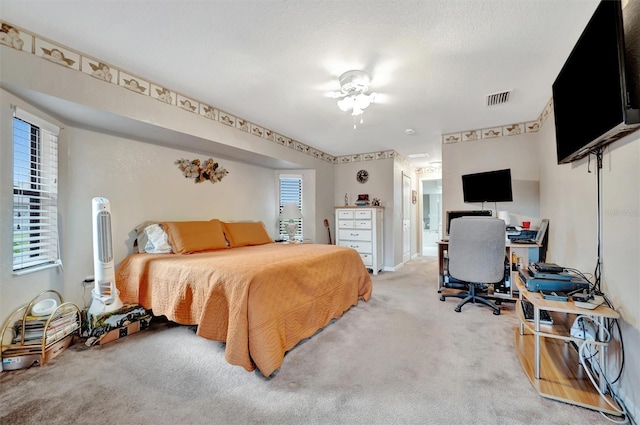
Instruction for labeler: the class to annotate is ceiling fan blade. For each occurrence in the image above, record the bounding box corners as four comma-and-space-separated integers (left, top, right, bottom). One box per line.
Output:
324, 91, 347, 99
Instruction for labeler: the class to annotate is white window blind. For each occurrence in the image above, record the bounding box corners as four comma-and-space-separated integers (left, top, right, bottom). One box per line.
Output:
279, 175, 303, 238
12, 107, 62, 274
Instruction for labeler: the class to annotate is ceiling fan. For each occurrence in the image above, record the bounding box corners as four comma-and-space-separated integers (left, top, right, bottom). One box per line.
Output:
326, 70, 378, 129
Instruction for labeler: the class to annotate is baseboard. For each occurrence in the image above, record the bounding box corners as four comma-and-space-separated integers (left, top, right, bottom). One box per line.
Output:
383, 263, 404, 272
383, 255, 424, 272
384, 256, 428, 272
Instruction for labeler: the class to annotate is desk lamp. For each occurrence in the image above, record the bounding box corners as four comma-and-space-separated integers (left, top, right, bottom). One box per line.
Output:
498, 211, 510, 225
279, 203, 303, 242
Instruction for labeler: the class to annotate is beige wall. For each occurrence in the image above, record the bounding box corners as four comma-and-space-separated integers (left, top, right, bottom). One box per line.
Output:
0, 88, 330, 322
0, 48, 336, 322
442, 132, 540, 227
334, 158, 396, 268
538, 115, 640, 419
62, 126, 278, 296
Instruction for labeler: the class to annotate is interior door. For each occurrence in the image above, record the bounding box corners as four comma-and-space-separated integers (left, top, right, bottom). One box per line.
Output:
402, 173, 411, 263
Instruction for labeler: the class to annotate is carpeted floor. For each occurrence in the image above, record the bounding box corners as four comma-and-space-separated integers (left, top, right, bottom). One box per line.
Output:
0, 256, 612, 424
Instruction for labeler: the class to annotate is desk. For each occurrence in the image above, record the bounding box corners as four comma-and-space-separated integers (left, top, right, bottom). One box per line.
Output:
514, 275, 621, 414
437, 239, 542, 299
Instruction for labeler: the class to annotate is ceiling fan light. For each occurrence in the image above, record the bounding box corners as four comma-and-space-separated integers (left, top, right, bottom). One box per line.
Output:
339, 70, 370, 95
355, 94, 371, 110
334, 70, 377, 127
337, 97, 353, 112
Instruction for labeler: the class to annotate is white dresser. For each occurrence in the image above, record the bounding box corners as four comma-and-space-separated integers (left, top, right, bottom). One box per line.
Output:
335, 207, 384, 275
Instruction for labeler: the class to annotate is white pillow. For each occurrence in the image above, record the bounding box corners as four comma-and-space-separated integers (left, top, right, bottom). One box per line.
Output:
134, 220, 156, 253
143, 224, 172, 254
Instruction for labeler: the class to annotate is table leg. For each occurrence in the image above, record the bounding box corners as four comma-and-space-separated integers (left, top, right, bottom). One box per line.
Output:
534, 306, 540, 379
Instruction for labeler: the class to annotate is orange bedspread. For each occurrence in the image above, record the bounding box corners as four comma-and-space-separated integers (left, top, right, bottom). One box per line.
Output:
115, 243, 372, 376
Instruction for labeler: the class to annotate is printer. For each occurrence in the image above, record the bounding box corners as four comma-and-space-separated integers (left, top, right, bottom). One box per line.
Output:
519, 264, 590, 293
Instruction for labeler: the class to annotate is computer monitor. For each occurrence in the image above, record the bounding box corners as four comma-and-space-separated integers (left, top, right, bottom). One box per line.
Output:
535, 219, 549, 245
535, 219, 549, 262
445, 210, 493, 238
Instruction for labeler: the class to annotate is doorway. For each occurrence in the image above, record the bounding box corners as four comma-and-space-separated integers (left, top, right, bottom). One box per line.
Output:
402, 173, 411, 263
422, 179, 442, 256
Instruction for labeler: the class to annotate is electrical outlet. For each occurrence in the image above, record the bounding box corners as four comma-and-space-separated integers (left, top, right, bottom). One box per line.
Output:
82, 275, 94, 288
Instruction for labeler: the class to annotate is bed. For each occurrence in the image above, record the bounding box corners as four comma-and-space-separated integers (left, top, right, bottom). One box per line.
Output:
115, 219, 372, 376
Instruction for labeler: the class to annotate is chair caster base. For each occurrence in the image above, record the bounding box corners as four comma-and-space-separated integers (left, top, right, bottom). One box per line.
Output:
495, 299, 502, 305
440, 296, 445, 302
493, 309, 501, 315
454, 307, 462, 313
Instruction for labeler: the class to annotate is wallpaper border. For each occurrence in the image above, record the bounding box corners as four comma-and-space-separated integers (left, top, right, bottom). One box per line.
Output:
1, 20, 550, 171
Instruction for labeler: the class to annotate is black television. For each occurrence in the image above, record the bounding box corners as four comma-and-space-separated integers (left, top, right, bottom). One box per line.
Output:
461, 168, 513, 203
552, 0, 639, 164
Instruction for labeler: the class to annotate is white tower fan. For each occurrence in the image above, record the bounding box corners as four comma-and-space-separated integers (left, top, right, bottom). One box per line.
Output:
89, 197, 123, 315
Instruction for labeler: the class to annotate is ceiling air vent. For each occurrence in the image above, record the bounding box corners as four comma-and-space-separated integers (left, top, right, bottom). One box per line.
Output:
486, 90, 511, 106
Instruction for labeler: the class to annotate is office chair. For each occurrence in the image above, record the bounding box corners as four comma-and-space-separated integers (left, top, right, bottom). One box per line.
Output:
440, 217, 506, 315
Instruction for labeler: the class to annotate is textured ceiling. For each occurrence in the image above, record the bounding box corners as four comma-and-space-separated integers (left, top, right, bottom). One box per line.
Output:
1, 0, 602, 168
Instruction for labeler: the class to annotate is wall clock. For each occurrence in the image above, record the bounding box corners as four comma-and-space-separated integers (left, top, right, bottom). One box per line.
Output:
356, 169, 369, 184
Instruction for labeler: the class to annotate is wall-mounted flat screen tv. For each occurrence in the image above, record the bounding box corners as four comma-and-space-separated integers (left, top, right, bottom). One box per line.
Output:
461, 168, 513, 203
552, 0, 639, 164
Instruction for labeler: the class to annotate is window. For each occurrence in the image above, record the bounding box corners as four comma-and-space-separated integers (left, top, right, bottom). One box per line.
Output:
12, 108, 61, 274
278, 175, 302, 239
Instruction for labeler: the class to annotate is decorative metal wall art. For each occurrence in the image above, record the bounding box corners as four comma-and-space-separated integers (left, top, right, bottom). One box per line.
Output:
175, 158, 229, 184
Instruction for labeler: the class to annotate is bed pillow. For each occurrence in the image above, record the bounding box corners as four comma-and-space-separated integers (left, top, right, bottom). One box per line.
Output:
142, 224, 172, 253
222, 221, 274, 247
161, 219, 228, 254
134, 220, 167, 253
134, 221, 154, 253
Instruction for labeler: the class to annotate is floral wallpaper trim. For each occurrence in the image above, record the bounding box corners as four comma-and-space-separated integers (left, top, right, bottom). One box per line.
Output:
175, 158, 229, 184
2, 20, 553, 168
442, 98, 553, 145
0, 21, 342, 164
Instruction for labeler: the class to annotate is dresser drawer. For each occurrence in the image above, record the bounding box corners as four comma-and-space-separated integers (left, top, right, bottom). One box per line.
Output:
359, 253, 372, 266
339, 241, 372, 253
337, 210, 354, 219
339, 219, 370, 229
354, 210, 372, 219
354, 220, 372, 229
338, 220, 355, 229
338, 229, 372, 241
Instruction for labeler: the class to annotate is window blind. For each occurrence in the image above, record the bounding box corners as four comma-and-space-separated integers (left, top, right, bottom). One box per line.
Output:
279, 175, 303, 238
12, 107, 61, 274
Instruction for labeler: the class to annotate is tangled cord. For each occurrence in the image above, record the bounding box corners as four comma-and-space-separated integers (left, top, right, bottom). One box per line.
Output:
576, 316, 631, 424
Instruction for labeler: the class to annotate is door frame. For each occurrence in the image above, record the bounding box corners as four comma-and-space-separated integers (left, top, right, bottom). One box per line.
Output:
402, 173, 411, 263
